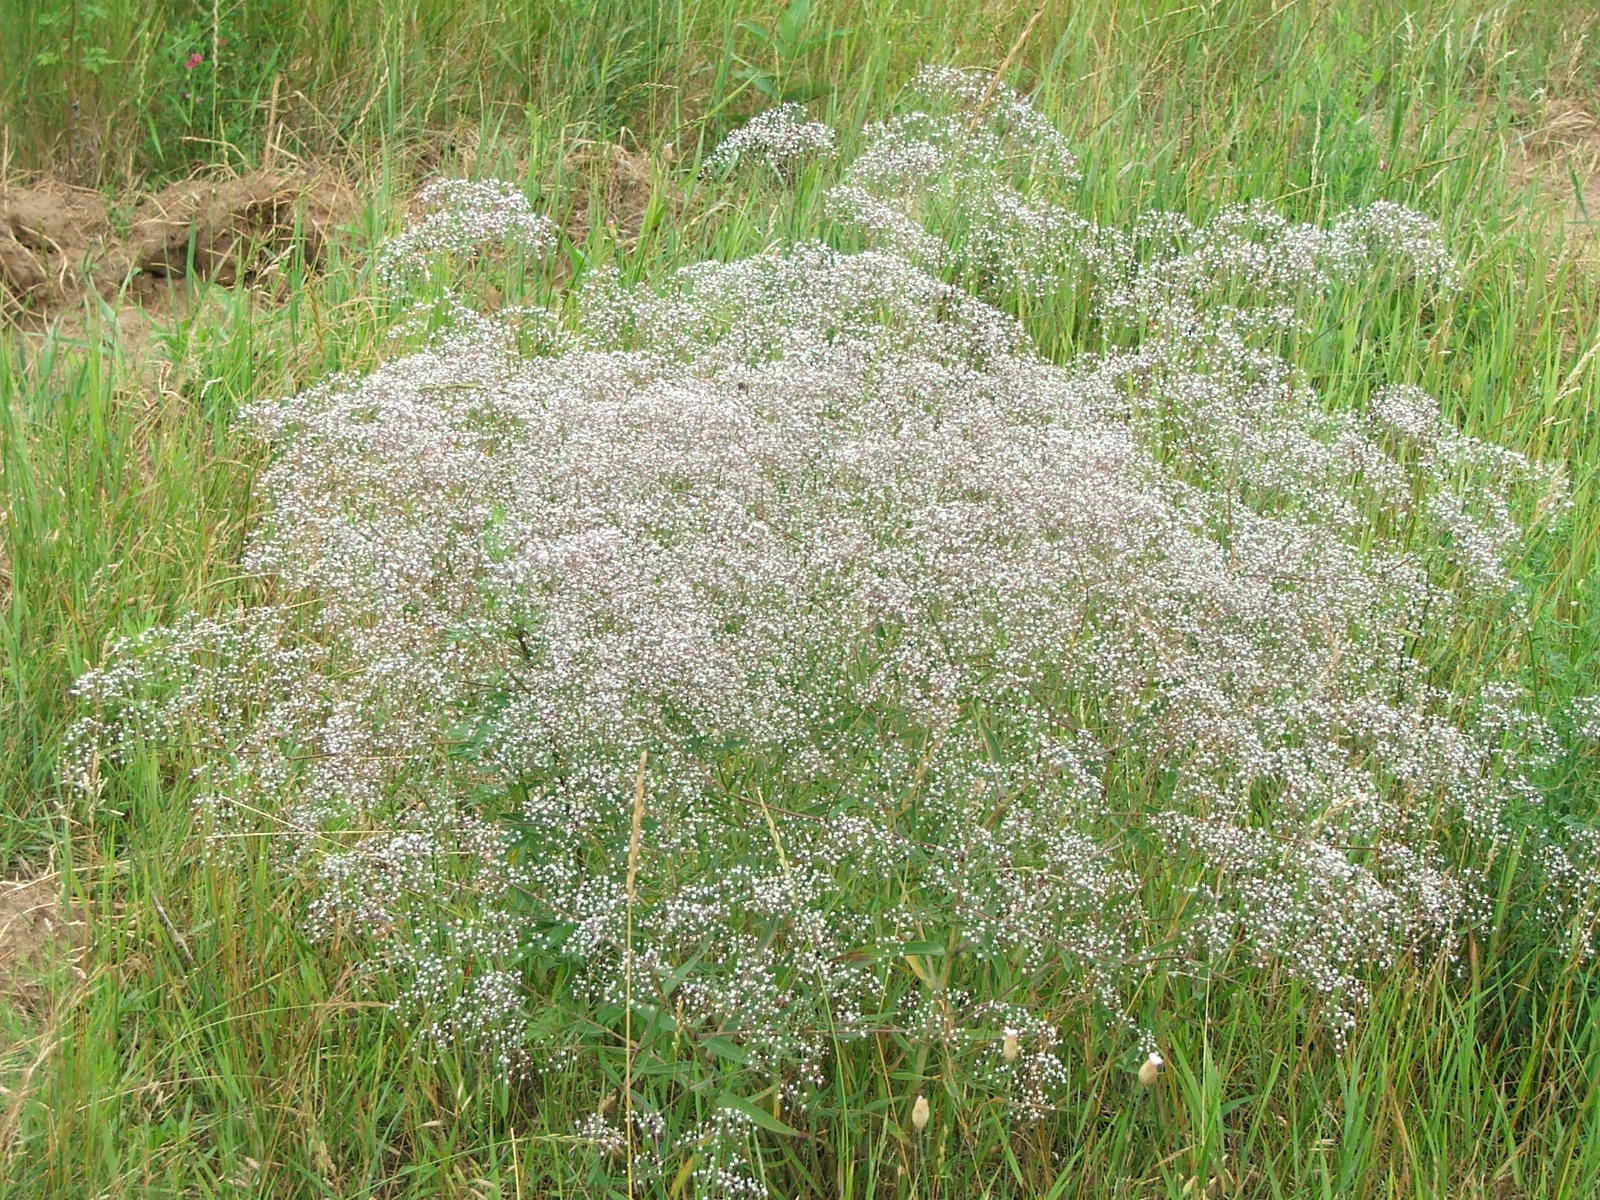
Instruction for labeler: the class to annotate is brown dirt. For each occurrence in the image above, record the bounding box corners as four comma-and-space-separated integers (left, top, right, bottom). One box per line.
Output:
0, 180, 114, 313
0, 874, 85, 1016
0, 167, 357, 330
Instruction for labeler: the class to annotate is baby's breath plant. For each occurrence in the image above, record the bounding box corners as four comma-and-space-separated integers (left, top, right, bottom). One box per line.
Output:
68, 70, 1593, 1194
703, 102, 836, 173
375, 176, 559, 287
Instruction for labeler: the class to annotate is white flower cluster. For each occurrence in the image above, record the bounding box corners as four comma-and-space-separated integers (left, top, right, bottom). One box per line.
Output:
704, 103, 836, 173
374, 177, 557, 283
827, 66, 1082, 290
67, 73, 1587, 1177
1572, 695, 1600, 743
826, 67, 1462, 310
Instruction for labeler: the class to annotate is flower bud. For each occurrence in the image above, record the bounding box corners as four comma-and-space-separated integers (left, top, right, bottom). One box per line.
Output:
1138, 1051, 1164, 1087
1002, 1032, 1020, 1062
910, 1093, 930, 1132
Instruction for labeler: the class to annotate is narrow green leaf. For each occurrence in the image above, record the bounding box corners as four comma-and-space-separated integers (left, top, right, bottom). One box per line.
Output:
735, 20, 773, 48
718, 1091, 804, 1138
702, 1036, 751, 1065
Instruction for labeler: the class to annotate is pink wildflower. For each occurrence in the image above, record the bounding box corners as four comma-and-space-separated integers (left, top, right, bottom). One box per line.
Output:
185, 52, 203, 70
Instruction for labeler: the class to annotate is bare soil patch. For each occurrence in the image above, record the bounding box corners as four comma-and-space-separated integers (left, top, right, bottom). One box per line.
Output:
0, 874, 85, 1016
0, 167, 356, 331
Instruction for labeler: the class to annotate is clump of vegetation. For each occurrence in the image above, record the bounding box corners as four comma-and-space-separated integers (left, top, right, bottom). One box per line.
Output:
65, 72, 1595, 1195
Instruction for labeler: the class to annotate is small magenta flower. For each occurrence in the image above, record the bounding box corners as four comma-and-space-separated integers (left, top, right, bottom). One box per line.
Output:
185, 52, 204, 70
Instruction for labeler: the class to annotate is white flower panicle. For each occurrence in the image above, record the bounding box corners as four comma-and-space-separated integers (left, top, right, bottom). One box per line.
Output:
827, 67, 1458, 310
705, 103, 837, 173
375, 177, 557, 283
826, 66, 1080, 288
1571, 695, 1600, 743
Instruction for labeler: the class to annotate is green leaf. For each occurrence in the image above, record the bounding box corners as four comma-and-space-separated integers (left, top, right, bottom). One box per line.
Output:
657, 946, 709, 997
735, 69, 781, 100
561, 237, 588, 275
701, 1036, 750, 1065
734, 20, 773, 49
780, 81, 833, 104
632, 1058, 694, 1080
797, 28, 852, 54
776, 0, 814, 52
717, 1091, 804, 1137
901, 940, 946, 956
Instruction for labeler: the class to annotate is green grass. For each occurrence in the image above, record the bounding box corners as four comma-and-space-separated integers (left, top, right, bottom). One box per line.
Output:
4, 0, 1600, 1196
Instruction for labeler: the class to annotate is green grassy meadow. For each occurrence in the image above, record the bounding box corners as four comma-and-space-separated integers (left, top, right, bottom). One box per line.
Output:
3, 1, 1600, 1196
